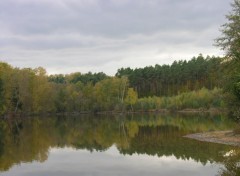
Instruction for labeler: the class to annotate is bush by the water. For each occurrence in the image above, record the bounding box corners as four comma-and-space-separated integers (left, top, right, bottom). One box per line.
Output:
133, 87, 225, 111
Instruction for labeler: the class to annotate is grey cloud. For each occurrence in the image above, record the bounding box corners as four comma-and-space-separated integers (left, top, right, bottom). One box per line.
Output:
0, 0, 233, 75
0, 0, 231, 37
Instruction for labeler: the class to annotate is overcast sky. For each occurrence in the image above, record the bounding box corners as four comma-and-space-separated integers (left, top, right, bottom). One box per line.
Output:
0, 0, 232, 75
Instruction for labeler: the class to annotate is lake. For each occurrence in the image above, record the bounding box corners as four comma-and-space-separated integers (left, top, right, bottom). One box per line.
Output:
0, 113, 239, 176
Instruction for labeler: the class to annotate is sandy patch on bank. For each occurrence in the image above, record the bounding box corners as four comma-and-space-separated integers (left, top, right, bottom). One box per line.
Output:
184, 131, 240, 147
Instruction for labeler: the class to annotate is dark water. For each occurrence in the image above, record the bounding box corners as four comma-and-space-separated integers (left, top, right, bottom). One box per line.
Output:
0, 113, 239, 176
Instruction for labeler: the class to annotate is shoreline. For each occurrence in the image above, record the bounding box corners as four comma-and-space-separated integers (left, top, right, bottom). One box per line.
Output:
0, 107, 226, 119
184, 131, 240, 147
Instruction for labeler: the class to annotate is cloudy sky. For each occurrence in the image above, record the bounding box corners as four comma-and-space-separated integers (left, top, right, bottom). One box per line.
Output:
0, 0, 232, 75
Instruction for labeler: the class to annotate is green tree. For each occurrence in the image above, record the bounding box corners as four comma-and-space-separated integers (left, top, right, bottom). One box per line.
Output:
215, 0, 240, 120
0, 78, 4, 115
215, 0, 240, 61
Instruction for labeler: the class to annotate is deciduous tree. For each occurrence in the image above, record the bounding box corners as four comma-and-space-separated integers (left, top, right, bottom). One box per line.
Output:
125, 88, 138, 111
215, 0, 240, 120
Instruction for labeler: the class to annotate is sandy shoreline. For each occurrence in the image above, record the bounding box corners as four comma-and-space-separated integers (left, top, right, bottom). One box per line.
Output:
184, 131, 240, 147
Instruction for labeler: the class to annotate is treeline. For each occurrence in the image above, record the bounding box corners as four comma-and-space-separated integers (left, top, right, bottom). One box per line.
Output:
0, 55, 225, 115
116, 55, 223, 97
0, 62, 135, 115
48, 71, 109, 85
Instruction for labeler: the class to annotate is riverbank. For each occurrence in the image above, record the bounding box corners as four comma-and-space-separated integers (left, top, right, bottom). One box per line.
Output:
184, 131, 240, 147
1, 107, 226, 119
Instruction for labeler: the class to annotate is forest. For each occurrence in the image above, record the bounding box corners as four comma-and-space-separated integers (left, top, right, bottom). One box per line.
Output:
0, 55, 229, 116
116, 55, 223, 97
0, 0, 240, 121
1, 1, 240, 176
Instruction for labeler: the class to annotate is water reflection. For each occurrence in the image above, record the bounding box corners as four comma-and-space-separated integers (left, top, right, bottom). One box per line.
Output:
0, 113, 238, 175
1, 146, 222, 176
217, 149, 240, 176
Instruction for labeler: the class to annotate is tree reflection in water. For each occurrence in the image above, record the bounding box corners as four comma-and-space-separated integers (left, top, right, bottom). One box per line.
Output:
217, 149, 240, 176
0, 113, 238, 175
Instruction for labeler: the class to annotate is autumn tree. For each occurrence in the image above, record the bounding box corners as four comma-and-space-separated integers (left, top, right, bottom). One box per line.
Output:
0, 62, 18, 114
125, 88, 138, 111
94, 77, 129, 111
29, 67, 55, 113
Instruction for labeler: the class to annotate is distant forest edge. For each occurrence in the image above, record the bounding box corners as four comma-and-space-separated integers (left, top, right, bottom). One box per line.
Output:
0, 55, 229, 116
115, 54, 223, 97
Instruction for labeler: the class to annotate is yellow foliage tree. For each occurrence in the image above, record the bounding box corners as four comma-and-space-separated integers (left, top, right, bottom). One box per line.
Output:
125, 88, 138, 111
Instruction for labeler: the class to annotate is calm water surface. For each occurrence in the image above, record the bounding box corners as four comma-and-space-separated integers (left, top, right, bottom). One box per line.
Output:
0, 113, 239, 176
